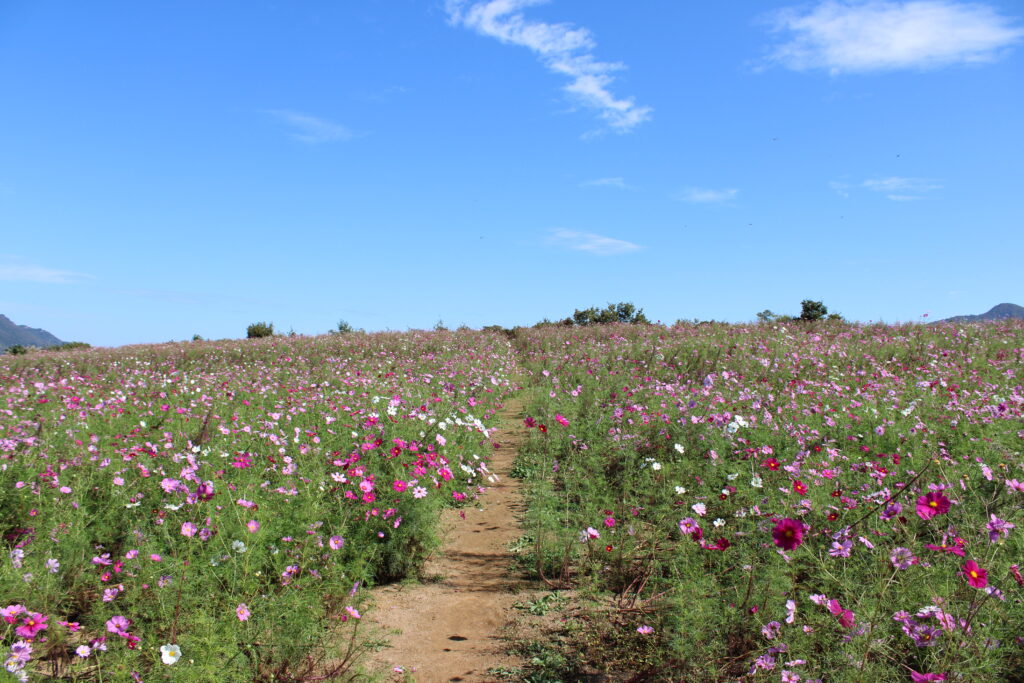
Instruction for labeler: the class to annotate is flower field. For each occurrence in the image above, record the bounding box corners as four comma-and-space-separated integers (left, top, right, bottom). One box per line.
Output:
1, 332, 518, 680
2, 321, 1022, 681
512, 321, 1024, 681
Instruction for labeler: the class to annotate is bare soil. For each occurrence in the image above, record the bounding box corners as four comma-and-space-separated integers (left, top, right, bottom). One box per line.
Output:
366, 397, 536, 682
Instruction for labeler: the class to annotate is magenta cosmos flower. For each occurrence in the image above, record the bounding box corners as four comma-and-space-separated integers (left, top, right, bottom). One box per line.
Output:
962, 560, 988, 588
772, 518, 804, 551
915, 491, 950, 520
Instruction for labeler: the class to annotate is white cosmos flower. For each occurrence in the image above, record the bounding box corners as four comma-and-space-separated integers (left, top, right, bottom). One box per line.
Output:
673, 443, 685, 454
674, 486, 687, 495
160, 643, 181, 665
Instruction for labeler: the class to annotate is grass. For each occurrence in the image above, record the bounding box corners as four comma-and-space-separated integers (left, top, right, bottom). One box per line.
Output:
2, 321, 1022, 681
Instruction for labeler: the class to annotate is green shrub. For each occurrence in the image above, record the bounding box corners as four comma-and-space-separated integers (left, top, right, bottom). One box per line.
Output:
5, 344, 28, 355
47, 341, 91, 351
799, 299, 828, 321
246, 321, 274, 338
572, 301, 649, 326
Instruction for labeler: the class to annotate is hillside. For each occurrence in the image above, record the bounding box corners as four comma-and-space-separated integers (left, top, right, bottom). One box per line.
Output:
938, 302, 1024, 324
0, 314, 63, 351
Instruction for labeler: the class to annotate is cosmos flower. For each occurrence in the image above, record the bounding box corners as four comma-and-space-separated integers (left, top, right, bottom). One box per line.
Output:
160, 643, 181, 665
962, 560, 988, 588
915, 492, 950, 520
772, 518, 804, 551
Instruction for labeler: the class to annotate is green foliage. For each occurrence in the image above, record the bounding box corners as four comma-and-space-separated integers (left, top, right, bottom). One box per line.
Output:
799, 299, 828, 321
510, 321, 1024, 680
48, 341, 91, 351
571, 301, 650, 326
6, 344, 27, 355
756, 309, 777, 323
335, 319, 355, 334
0, 329, 516, 680
192, 334, 204, 341
246, 321, 275, 338
433, 319, 448, 331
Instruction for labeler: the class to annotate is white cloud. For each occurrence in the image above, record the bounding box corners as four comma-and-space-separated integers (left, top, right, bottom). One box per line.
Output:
579, 177, 631, 189
446, 0, 651, 132
765, 1, 1024, 73
675, 187, 738, 203
829, 180, 852, 197
863, 176, 941, 200
0, 263, 91, 284
548, 228, 642, 255
266, 110, 353, 143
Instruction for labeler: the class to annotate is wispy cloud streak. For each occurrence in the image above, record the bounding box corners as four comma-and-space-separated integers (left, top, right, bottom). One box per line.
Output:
267, 110, 354, 143
0, 263, 92, 284
548, 228, 642, 255
764, 1, 1024, 74
675, 187, 738, 203
446, 0, 651, 133
579, 177, 631, 189
864, 176, 941, 200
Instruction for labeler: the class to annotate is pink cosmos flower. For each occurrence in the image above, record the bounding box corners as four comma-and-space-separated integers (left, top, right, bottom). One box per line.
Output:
915, 492, 950, 520
910, 672, 947, 682
827, 599, 856, 629
392, 479, 408, 492
2, 605, 26, 623
555, 414, 569, 427
772, 518, 804, 551
636, 625, 654, 635
236, 604, 250, 621
329, 535, 344, 550
181, 522, 198, 537
106, 615, 131, 636
15, 613, 48, 639
247, 520, 260, 533
962, 560, 988, 588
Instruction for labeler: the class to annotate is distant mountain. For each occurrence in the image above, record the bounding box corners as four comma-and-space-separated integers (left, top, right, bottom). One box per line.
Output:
0, 314, 64, 351
937, 303, 1024, 324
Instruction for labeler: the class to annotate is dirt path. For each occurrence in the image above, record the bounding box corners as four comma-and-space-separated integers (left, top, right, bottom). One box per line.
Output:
367, 396, 534, 682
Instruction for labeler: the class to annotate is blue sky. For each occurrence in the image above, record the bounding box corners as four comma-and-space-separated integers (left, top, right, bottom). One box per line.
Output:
1, 0, 1022, 346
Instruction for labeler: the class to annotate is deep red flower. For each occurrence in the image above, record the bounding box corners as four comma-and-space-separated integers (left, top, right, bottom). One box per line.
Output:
793, 480, 808, 495
916, 491, 951, 520
962, 560, 988, 588
772, 518, 804, 551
